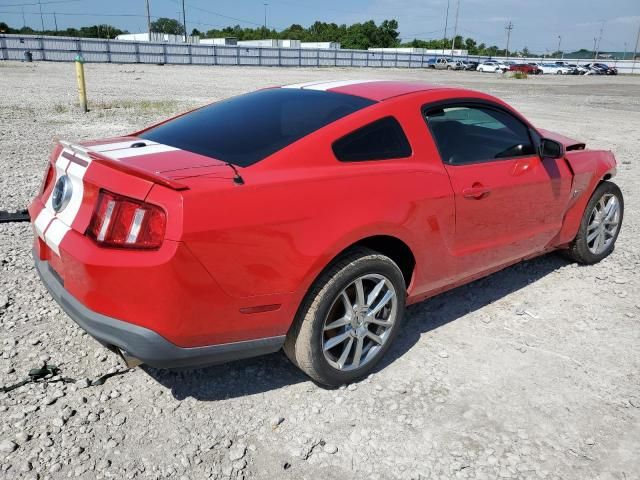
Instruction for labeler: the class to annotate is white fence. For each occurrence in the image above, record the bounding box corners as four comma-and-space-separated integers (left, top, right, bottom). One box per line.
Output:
1, 34, 639, 74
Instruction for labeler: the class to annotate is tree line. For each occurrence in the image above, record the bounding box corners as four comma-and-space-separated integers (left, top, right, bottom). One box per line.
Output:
1, 18, 541, 56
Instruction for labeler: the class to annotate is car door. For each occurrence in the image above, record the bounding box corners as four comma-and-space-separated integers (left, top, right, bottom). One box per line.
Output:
423, 102, 573, 277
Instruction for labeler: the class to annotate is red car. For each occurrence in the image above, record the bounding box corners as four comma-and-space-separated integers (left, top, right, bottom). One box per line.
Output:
30, 80, 623, 386
509, 63, 542, 75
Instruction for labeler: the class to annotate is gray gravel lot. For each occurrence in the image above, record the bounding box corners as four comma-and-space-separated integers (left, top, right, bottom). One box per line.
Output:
1, 62, 639, 480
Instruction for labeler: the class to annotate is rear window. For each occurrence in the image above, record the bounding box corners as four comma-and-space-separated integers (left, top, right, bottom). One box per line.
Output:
332, 117, 412, 162
139, 88, 375, 167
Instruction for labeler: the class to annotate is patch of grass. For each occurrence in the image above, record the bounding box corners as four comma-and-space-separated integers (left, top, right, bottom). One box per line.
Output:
53, 104, 69, 114
91, 99, 179, 113
512, 71, 529, 80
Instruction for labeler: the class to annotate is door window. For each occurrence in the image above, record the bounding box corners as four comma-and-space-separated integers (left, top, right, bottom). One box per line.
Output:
425, 105, 536, 165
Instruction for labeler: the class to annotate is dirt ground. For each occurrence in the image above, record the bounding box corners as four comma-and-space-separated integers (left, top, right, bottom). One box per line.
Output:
0, 62, 639, 480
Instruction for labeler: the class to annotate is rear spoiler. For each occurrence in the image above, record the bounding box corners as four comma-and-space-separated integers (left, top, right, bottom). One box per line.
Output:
59, 141, 189, 191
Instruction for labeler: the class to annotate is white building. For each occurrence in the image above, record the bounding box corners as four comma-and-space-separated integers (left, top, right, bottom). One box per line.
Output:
200, 37, 237, 46
301, 42, 341, 49
368, 47, 468, 56
237, 39, 301, 48
115, 32, 199, 43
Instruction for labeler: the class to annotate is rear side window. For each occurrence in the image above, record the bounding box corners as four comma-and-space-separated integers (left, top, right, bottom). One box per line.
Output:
139, 88, 375, 167
333, 117, 412, 162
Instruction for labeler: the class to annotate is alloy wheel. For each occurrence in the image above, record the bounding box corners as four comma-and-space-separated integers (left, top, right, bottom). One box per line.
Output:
322, 274, 398, 371
586, 193, 621, 255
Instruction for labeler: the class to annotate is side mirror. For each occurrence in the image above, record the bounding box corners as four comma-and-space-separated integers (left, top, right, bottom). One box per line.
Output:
539, 138, 564, 159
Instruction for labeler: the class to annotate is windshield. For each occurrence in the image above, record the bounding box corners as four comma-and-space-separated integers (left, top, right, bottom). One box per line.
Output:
140, 88, 375, 167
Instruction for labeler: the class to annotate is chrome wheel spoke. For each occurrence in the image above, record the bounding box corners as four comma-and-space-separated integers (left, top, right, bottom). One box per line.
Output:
367, 317, 392, 327
354, 278, 365, 308
367, 290, 394, 318
587, 229, 600, 243
366, 279, 386, 308
324, 316, 350, 331
340, 292, 354, 316
323, 330, 351, 351
336, 337, 354, 369
352, 336, 364, 368
367, 331, 384, 345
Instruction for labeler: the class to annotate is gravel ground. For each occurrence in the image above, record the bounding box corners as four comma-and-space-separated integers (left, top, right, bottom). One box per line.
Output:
1, 62, 639, 480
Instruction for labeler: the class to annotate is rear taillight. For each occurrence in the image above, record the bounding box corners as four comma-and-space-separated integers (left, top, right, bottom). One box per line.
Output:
87, 190, 166, 249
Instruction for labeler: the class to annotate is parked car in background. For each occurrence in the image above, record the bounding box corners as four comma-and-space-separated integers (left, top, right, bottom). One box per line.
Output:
539, 63, 571, 74
461, 60, 479, 70
509, 63, 542, 75
590, 63, 618, 75
426, 58, 463, 70
29, 80, 624, 386
477, 60, 508, 73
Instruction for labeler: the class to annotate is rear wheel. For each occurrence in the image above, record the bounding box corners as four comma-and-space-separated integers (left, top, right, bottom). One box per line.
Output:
565, 181, 623, 264
284, 248, 405, 387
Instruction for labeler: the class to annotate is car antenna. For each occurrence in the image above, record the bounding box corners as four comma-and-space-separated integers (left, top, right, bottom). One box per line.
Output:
225, 162, 245, 185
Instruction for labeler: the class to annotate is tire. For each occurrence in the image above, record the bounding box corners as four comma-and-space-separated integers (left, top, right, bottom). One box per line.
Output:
284, 248, 406, 387
447, 65, 451, 70
564, 181, 624, 264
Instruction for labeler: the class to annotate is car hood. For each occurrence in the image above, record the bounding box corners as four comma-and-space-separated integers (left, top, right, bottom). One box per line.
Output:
81, 136, 235, 180
537, 128, 586, 151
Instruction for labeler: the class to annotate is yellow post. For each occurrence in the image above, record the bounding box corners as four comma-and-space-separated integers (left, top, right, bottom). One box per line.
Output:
74, 54, 88, 113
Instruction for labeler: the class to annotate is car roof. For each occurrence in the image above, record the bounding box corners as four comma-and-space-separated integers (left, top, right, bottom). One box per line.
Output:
281, 79, 455, 102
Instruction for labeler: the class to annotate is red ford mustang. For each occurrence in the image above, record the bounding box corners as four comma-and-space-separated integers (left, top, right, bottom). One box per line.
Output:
30, 80, 624, 386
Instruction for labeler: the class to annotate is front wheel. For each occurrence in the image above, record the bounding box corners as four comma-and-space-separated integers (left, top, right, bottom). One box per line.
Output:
564, 181, 624, 264
284, 248, 406, 387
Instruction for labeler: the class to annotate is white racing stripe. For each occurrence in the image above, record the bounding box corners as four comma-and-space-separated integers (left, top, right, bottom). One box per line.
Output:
55, 160, 90, 228
34, 208, 54, 239
44, 219, 71, 256
282, 79, 378, 91
303, 79, 378, 91
89, 139, 159, 153
102, 143, 178, 159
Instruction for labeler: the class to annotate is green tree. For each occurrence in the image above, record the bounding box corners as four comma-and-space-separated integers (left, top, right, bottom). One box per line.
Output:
150, 17, 184, 35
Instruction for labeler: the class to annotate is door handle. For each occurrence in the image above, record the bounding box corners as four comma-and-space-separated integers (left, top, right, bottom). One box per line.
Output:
462, 184, 491, 199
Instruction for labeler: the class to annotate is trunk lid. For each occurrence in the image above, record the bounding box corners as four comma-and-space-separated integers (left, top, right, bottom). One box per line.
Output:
82, 136, 235, 181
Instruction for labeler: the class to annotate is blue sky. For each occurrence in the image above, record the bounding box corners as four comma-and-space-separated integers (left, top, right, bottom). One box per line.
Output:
1, 0, 638, 52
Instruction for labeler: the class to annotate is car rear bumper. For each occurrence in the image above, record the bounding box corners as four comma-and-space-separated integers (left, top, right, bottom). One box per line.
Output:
35, 253, 285, 369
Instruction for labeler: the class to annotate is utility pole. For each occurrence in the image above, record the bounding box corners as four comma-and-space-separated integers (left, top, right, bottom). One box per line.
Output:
632, 22, 640, 74
450, 0, 460, 56
53, 12, 58, 32
145, 0, 152, 38
38, 0, 44, 32
181, 0, 187, 42
594, 21, 604, 60
557, 35, 562, 58
505, 21, 513, 60
21, 7, 26, 28
593, 37, 597, 59
623, 42, 627, 60
263, 3, 268, 30
442, 0, 450, 56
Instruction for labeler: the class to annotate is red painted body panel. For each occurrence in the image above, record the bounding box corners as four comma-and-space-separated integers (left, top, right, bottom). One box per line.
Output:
29, 81, 619, 350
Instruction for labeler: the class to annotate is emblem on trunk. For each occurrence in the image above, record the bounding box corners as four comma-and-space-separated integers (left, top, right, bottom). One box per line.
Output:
52, 175, 73, 213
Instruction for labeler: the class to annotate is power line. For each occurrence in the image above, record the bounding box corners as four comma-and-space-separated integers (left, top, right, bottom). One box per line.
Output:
0, 0, 81, 5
